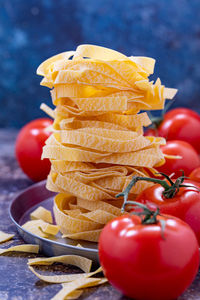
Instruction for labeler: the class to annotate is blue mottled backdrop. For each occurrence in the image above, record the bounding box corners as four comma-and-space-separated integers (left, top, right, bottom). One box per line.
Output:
0, 0, 200, 128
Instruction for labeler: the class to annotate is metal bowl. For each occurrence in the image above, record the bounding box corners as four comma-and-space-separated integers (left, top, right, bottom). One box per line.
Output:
9, 180, 99, 263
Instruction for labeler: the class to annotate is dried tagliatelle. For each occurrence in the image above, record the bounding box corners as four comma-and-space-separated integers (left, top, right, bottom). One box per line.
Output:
0, 244, 39, 255
30, 206, 53, 223
29, 265, 103, 283
22, 219, 60, 238
37, 44, 177, 242
27, 254, 107, 299
0, 231, 14, 243
52, 277, 107, 300
28, 254, 92, 272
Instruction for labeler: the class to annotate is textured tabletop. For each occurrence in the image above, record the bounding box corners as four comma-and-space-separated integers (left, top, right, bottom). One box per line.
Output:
0, 129, 200, 300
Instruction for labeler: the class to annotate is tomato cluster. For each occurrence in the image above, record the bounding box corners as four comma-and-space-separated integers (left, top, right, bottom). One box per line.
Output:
99, 174, 200, 300
99, 107, 200, 300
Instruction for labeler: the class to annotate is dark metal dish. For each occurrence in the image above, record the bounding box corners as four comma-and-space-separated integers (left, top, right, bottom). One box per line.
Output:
9, 180, 99, 263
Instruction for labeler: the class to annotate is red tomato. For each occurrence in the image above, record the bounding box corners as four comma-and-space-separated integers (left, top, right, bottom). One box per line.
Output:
157, 140, 200, 177
158, 108, 200, 153
15, 118, 53, 182
99, 214, 199, 300
190, 167, 200, 183
144, 128, 157, 137
136, 179, 200, 244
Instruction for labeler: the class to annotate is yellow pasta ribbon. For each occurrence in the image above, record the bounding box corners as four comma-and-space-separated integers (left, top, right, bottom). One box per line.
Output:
37, 44, 177, 242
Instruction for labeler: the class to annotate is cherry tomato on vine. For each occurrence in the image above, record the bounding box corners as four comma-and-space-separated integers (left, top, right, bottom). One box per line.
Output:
190, 167, 200, 183
156, 140, 200, 177
99, 212, 199, 300
15, 118, 53, 182
135, 177, 200, 244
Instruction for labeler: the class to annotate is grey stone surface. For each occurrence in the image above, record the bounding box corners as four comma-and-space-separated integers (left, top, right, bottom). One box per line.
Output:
0, 129, 200, 299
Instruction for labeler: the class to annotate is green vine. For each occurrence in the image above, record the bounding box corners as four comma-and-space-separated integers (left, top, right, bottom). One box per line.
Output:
116, 171, 200, 239
117, 172, 199, 212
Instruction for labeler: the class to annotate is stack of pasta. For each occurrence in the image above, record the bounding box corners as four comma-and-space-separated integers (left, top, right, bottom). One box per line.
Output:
37, 45, 177, 242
